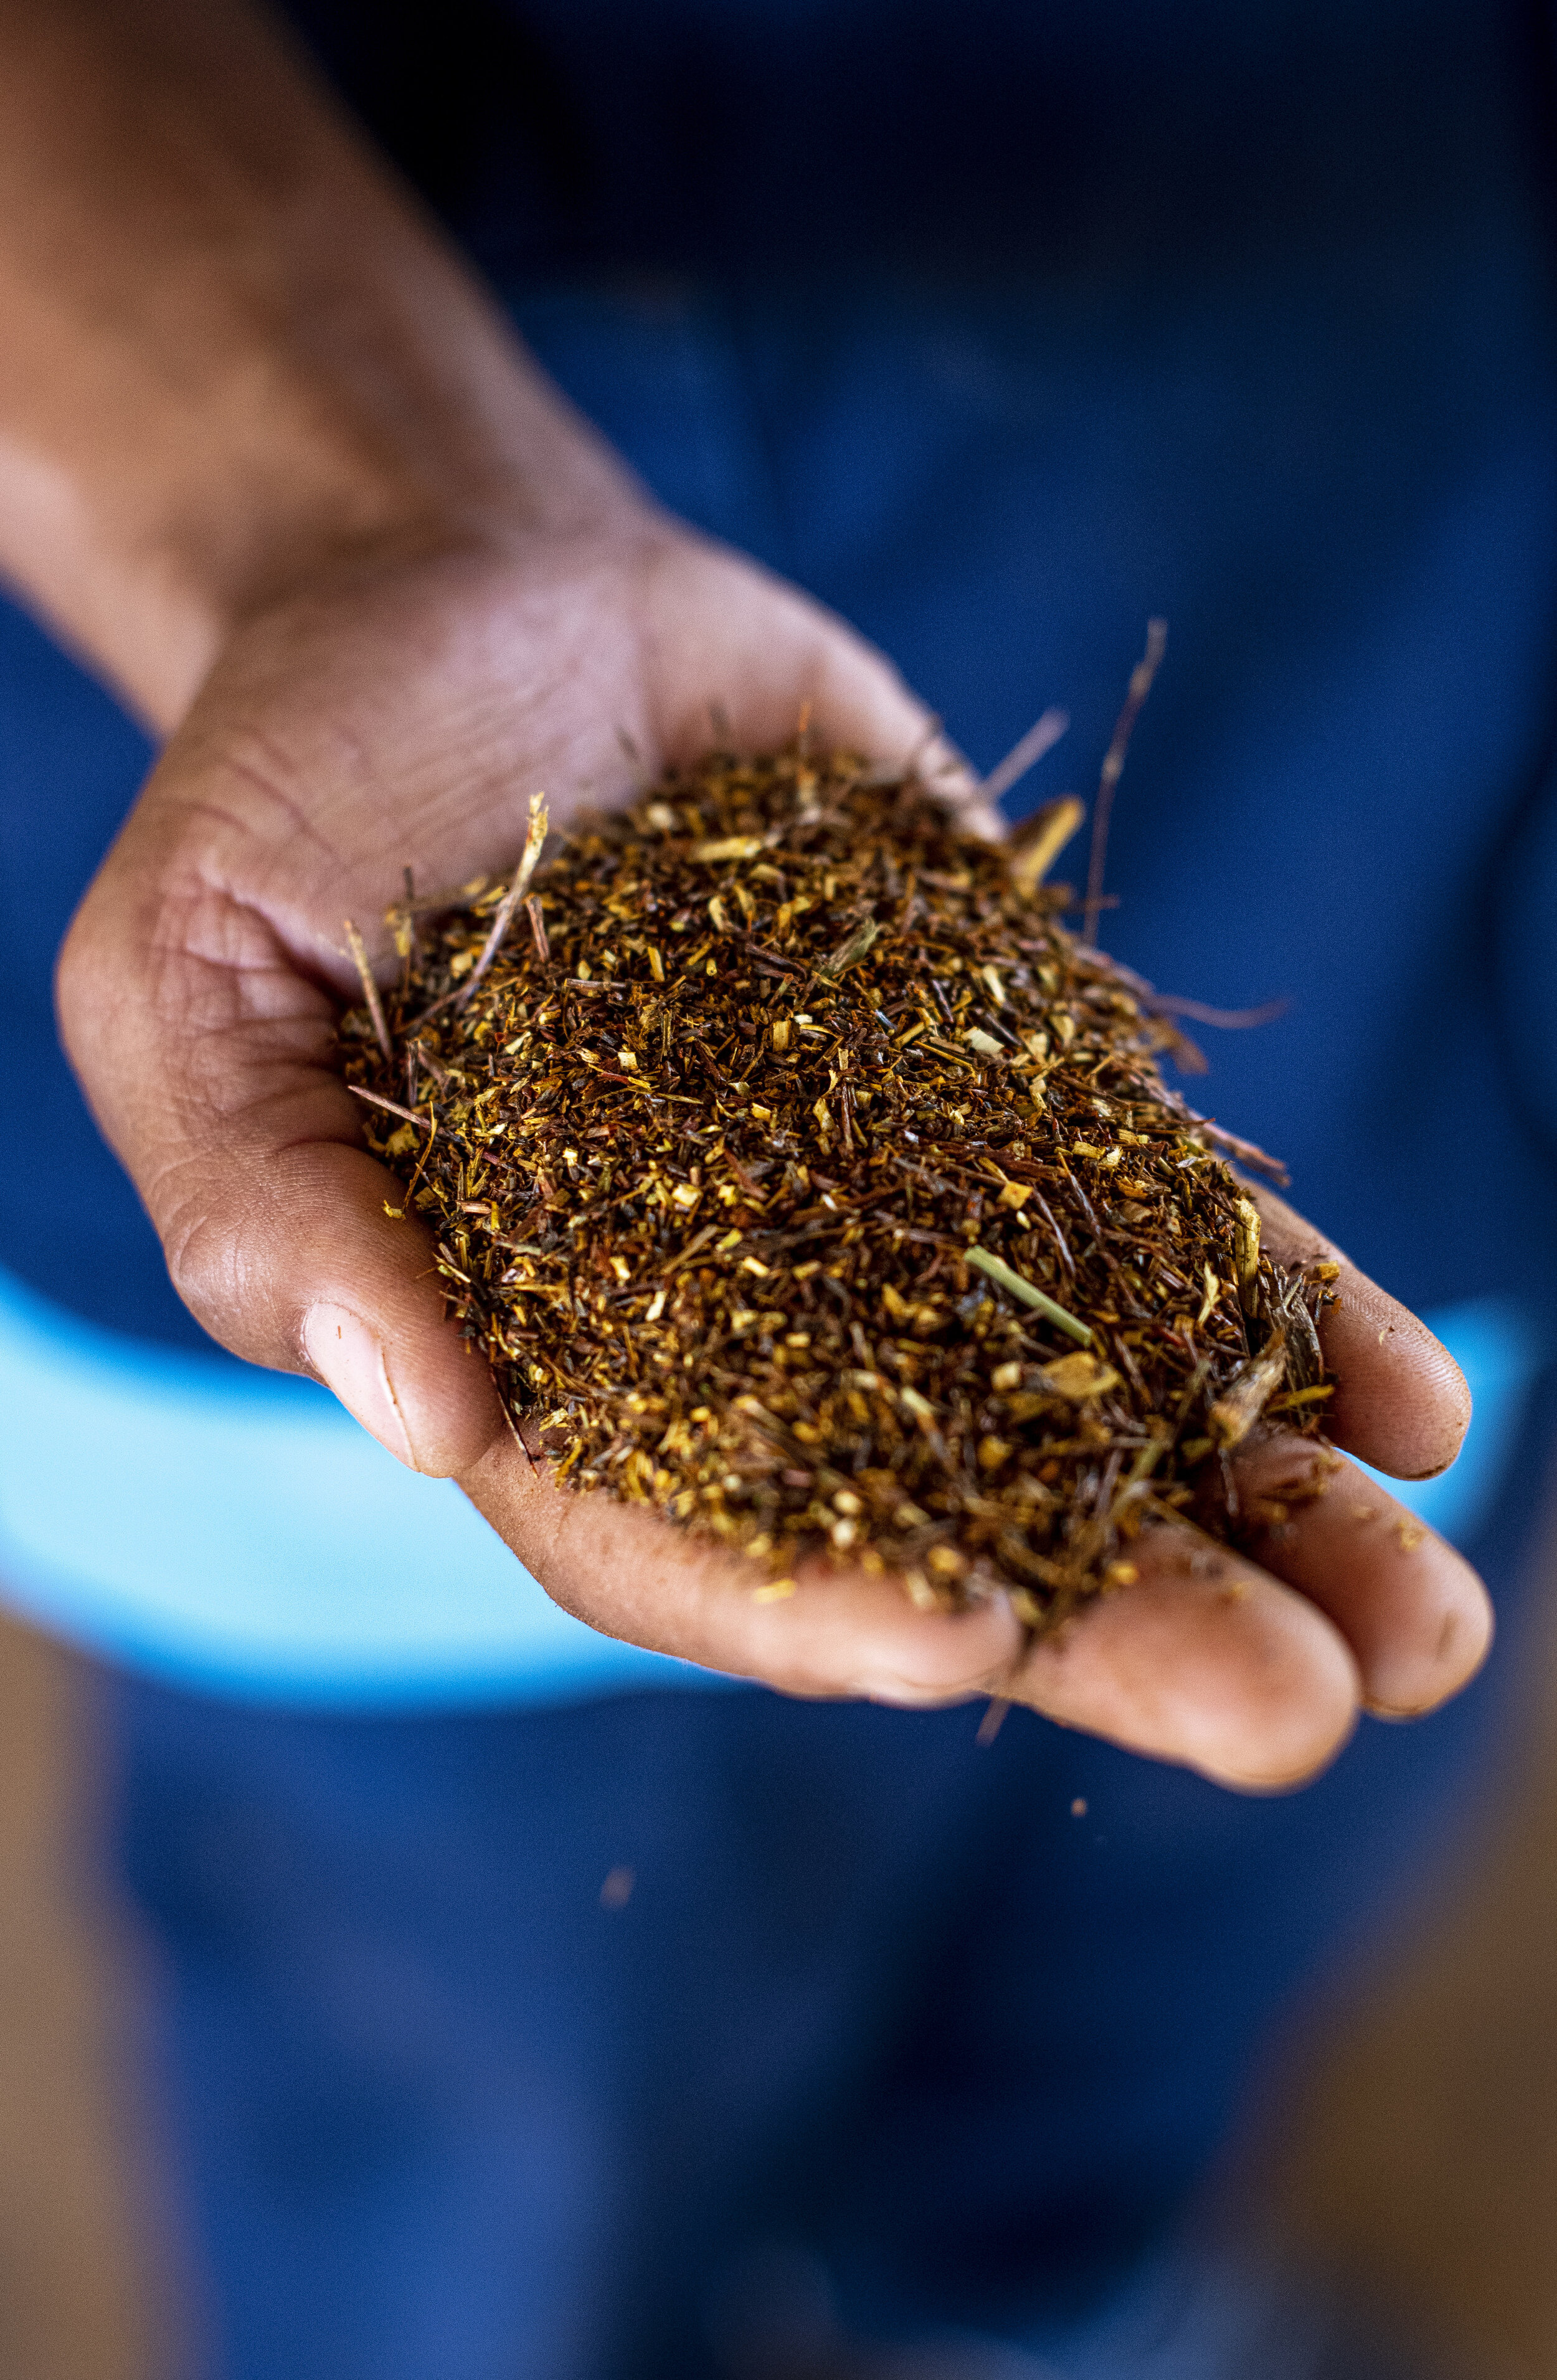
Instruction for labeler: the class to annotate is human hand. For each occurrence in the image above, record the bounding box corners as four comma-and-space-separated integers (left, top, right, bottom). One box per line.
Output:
17, 0, 1486, 1790
58, 510, 1489, 1790
465, 1174, 1489, 1788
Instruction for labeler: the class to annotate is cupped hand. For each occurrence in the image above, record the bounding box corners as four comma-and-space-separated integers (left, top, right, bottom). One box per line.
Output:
465, 1182, 1489, 1788
995, 1187, 1490, 1788
57, 516, 1490, 1787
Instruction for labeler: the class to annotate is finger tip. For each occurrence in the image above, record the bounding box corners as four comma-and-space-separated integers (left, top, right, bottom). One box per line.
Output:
1391, 1392, 1471, 1483
1010, 1563, 1361, 1793
1361, 1557, 1495, 1718
1399, 1335, 1472, 1476
1182, 1596, 1361, 1791
842, 1585, 1025, 1705
1328, 1307, 1472, 1481
1201, 1698, 1360, 1792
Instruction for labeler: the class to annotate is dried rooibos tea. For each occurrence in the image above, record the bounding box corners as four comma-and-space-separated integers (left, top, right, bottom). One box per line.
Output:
341, 745, 1336, 1625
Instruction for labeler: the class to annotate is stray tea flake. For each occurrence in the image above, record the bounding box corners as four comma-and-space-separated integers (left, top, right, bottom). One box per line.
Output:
341, 747, 1336, 1626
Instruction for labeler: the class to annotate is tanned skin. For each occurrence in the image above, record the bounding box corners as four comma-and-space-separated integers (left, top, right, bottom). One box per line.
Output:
0, 0, 1490, 1786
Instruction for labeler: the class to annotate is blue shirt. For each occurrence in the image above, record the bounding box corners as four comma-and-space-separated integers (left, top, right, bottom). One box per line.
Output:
1, 0, 1553, 1698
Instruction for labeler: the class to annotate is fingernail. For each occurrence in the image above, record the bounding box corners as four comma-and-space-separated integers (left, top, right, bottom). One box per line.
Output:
847, 1671, 932, 1707
303, 1303, 417, 1468
848, 1662, 1010, 1709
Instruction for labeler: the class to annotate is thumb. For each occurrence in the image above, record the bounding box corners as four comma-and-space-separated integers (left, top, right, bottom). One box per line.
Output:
218, 1138, 505, 1479
57, 866, 505, 1479
642, 539, 995, 829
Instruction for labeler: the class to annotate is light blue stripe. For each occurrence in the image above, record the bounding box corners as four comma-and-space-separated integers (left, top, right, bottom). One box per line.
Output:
0, 1264, 729, 1707
0, 1266, 1541, 1707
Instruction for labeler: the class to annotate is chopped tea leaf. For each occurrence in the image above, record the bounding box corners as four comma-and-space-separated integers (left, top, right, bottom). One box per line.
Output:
340, 746, 1335, 1625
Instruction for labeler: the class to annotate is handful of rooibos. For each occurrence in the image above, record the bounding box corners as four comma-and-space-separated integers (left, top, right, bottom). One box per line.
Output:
342, 744, 1336, 1626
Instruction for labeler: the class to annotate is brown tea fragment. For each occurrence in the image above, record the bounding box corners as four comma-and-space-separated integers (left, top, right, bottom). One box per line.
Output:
340, 745, 1336, 1628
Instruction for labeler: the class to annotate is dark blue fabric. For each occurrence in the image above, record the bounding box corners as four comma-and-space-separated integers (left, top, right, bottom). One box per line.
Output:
0, 0, 1551, 2367
7, 0, 1557, 1344
289, 1, 1547, 286
0, 614, 187, 1341
111, 1383, 1548, 2380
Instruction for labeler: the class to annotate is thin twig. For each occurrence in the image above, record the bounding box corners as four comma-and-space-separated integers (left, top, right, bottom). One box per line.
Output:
1028, 1187, 1076, 1281
400, 865, 419, 998
348, 1084, 433, 1131
343, 919, 392, 1061
965, 1246, 1092, 1345
412, 1038, 450, 1090
975, 1697, 1011, 1746
403, 1116, 439, 1207
458, 790, 550, 1005
1193, 1117, 1288, 1182
503, 1398, 539, 1473
980, 706, 1069, 807
1082, 619, 1167, 945
414, 791, 550, 1027
1146, 993, 1288, 1030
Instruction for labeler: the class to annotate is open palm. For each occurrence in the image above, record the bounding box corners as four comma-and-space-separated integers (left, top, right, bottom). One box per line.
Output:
57, 511, 1490, 1790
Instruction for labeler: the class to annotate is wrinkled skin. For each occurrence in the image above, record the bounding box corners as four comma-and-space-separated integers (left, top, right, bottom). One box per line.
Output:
58, 515, 1492, 1792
